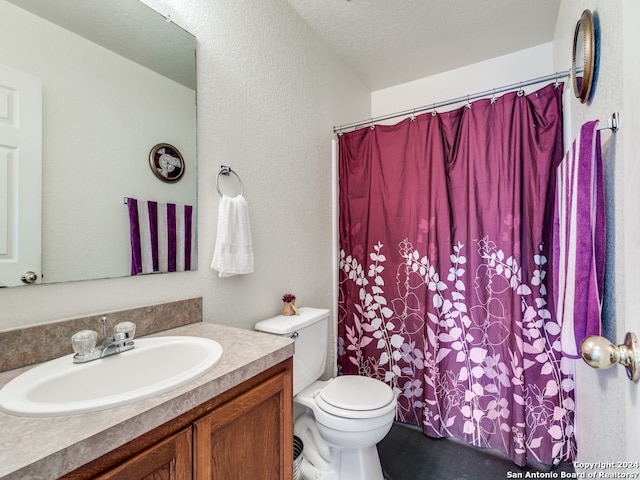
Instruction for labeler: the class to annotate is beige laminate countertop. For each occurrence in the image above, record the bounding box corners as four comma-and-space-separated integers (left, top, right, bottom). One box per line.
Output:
0, 322, 294, 480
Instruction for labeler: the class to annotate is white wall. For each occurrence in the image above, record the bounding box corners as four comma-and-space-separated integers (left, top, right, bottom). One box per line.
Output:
554, 0, 640, 466
371, 43, 554, 119
0, 0, 370, 387
622, 0, 640, 465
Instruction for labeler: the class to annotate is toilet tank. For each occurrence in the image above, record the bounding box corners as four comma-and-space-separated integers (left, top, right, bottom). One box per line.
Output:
255, 307, 329, 395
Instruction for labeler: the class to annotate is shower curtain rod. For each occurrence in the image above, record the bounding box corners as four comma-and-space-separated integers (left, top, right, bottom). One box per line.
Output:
333, 70, 571, 133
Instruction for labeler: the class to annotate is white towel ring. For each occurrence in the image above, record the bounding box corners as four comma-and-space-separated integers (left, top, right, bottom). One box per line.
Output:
216, 165, 244, 197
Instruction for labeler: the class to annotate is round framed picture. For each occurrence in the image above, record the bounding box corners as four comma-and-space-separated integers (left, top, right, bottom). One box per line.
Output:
149, 143, 184, 182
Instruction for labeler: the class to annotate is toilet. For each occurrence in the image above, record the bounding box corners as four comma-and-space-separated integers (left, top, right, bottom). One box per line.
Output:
255, 307, 396, 480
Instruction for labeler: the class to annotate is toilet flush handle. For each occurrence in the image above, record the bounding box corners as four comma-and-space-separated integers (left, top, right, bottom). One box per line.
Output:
290, 331, 299, 340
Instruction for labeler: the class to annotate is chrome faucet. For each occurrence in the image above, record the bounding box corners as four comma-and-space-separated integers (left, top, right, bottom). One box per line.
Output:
71, 316, 135, 363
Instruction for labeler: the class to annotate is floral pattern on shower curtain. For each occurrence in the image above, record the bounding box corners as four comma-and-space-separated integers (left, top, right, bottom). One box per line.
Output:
337, 83, 576, 466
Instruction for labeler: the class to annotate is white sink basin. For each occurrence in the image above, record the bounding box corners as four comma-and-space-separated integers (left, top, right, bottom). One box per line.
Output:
0, 336, 223, 417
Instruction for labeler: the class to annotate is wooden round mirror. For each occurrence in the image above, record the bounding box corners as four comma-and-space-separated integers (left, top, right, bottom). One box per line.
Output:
572, 9, 596, 103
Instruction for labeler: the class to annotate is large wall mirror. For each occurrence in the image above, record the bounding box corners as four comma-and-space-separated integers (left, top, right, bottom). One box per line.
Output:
0, 0, 197, 287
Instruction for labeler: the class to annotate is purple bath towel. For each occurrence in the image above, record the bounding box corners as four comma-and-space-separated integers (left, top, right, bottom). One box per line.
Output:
127, 198, 196, 275
553, 120, 605, 358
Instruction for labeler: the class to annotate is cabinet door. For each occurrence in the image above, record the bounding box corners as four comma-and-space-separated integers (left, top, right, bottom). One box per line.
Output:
193, 370, 293, 480
93, 427, 192, 480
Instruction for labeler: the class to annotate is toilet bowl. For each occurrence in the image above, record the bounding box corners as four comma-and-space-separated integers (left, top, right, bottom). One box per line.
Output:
295, 377, 396, 479
255, 307, 396, 480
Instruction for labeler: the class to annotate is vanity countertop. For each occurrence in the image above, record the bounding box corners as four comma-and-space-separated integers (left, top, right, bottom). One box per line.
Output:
0, 322, 294, 480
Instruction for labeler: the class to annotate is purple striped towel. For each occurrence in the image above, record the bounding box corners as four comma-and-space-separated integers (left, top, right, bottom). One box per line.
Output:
552, 120, 605, 358
127, 198, 196, 276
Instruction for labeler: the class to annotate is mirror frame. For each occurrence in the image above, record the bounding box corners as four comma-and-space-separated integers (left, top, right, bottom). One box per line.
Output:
572, 9, 596, 103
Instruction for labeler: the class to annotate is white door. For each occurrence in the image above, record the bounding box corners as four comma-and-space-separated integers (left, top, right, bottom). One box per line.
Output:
624, 1, 640, 464
0, 63, 42, 287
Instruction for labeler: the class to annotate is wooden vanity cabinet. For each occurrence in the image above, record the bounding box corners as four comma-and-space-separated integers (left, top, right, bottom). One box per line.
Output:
59, 360, 293, 480
92, 427, 192, 480
193, 367, 292, 478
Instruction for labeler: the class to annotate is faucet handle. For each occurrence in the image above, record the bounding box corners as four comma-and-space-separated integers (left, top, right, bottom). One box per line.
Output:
114, 321, 136, 340
72, 330, 98, 355
100, 316, 108, 340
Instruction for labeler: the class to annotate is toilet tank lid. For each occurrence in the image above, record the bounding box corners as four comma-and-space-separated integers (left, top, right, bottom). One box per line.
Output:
255, 307, 330, 335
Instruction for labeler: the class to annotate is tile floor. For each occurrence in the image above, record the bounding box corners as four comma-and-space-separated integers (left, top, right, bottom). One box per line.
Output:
377, 422, 575, 480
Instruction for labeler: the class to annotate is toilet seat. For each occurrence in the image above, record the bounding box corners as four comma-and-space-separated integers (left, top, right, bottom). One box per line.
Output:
315, 376, 395, 419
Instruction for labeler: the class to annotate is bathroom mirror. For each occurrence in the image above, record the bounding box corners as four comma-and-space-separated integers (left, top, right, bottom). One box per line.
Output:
572, 9, 595, 103
0, 0, 197, 287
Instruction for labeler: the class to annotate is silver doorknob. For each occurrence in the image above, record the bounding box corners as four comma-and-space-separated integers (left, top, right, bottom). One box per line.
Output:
580, 332, 640, 382
20, 271, 38, 284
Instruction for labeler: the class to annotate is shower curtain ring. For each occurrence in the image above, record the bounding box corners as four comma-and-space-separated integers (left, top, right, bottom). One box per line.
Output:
517, 82, 525, 97
431, 103, 437, 116
410, 108, 416, 122
491, 88, 497, 104
554, 73, 561, 89
465, 95, 472, 109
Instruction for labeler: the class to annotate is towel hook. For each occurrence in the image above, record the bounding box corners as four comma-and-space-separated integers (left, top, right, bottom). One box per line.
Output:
597, 112, 620, 133
216, 165, 244, 197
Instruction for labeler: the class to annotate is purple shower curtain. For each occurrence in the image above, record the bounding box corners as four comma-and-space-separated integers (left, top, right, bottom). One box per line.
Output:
337, 83, 576, 466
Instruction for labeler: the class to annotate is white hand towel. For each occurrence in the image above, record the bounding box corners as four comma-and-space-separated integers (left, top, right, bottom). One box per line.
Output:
211, 195, 254, 277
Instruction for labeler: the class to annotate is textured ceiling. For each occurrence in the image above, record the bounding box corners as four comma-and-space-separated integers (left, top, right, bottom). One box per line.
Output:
288, 0, 561, 91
